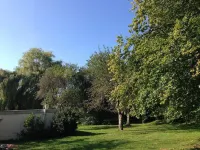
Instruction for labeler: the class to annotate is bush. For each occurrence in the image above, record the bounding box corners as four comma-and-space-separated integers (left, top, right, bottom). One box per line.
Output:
79, 115, 99, 125
20, 113, 46, 139
52, 107, 78, 136
24, 113, 44, 132
20, 108, 78, 140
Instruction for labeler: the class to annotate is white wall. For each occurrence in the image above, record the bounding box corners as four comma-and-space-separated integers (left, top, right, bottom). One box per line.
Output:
0, 109, 55, 141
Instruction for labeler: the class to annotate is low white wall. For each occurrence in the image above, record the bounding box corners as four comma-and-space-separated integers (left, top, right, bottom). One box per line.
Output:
0, 109, 56, 141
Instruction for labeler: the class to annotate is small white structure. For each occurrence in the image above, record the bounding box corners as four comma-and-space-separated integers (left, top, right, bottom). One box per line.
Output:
0, 109, 55, 141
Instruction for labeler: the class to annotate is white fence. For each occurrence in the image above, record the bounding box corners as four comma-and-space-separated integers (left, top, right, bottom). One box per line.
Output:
0, 109, 56, 141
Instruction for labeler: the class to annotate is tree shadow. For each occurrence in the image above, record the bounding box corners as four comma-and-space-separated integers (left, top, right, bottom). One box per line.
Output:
175, 124, 200, 131
14, 138, 88, 149
15, 137, 128, 150
85, 125, 117, 130
1, 131, 102, 143
128, 123, 200, 135
69, 139, 128, 150
74, 131, 105, 136
1, 130, 106, 149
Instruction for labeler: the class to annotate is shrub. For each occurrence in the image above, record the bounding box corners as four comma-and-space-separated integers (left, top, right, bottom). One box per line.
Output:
52, 107, 78, 136
20, 113, 46, 139
79, 115, 99, 125
20, 108, 78, 140
24, 113, 44, 132
0, 100, 6, 111
79, 111, 118, 125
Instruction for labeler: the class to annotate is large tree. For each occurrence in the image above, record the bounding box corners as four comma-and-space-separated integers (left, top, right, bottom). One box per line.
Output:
87, 49, 114, 112
37, 64, 82, 109
16, 48, 54, 76
0, 72, 41, 110
108, 36, 135, 129
0, 73, 20, 110
128, 0, 200, 122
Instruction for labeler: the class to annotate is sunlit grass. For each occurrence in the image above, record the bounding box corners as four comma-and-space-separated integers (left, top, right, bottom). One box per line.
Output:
16, 122, 200, 150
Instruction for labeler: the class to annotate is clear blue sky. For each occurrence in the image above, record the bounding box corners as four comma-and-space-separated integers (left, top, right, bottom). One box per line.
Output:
0, 0, 134, 71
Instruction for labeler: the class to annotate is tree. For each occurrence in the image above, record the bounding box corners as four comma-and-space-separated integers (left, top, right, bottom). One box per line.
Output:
0, 72, 41, 110
37, 64, 82, 109
0, 73, 20, 110
128, 0, 200, 122
0, 69, 11, 82
87, 48, 114, 112
16, 74, 41, 109
108, 36, 135, 129
16, 48, 54, 76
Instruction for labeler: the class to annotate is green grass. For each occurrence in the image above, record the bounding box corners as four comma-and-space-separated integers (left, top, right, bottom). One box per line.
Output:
16, 122, 200, 150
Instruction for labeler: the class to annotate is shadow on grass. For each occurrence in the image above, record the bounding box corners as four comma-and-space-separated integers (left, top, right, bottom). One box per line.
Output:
69, 139, 128, 150
128, 122, 200, 135
79, 123, 200, 136
15, 138, 88, 150
0, 130, 106, 148
16, 137, 128, 150
84, 125, 117, 130
176, 124, 200, 130
74, 131, 105, 136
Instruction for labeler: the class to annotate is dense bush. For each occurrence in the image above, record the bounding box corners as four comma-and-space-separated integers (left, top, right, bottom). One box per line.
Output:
79, 115, 99, 125
79, 111, 118, 125
52, 107, 78, 136
20, 113, 46, 139
20, 109, 78, 140
0, 100, 5, 111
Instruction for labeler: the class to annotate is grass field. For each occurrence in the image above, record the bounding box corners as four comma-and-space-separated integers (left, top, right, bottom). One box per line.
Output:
16, 122, 200, 150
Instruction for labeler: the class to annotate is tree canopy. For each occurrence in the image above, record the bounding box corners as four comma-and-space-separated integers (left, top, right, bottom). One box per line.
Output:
16, 48, 54, 76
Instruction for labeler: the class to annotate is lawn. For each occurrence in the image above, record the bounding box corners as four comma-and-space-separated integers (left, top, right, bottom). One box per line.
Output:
16, 122, 200, 150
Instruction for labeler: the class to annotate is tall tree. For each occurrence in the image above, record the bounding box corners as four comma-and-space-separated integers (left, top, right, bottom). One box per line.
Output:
108, 36, 135, 129
37, 64, 82, 109
0, 73, 20, 110
16, 48, 54, 76
0, 72, 41, 110
128, 0, 200, 122
87, 48, 114, 112
16, 74, 41, 109
0, 69, 10, 82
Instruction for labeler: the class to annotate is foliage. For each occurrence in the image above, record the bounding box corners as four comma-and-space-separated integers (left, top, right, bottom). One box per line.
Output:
16, 48, 54, 76
0, 73, 41, 110
0, 73, 21, 110
20, 109, 78, 139
0, 69, 10, 82
20, 113, 45, 139
16, 74, 42, 109
108, 36, 135, 114
79, 115, 99, 125
24, 114, 44, 132
87, 48, 114, 112
122, 0, 200, 123
37, 64, 84, 110
2, 0, 200, 128
37, 65, 66, 108
52, 107, 78, 136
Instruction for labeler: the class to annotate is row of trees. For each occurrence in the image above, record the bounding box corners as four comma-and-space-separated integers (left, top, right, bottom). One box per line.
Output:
1, 0, 200, 130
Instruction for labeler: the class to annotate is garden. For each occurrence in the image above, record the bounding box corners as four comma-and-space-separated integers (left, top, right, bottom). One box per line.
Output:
1, 0, 200, 149
2, 122, 200, 150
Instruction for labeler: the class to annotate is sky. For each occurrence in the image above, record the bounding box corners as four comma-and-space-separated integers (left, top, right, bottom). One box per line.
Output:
0, 0, 134, 71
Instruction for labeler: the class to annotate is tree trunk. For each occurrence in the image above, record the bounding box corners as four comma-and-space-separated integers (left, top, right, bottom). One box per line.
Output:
126, 113, 130, 126
118, 111, 123, 130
